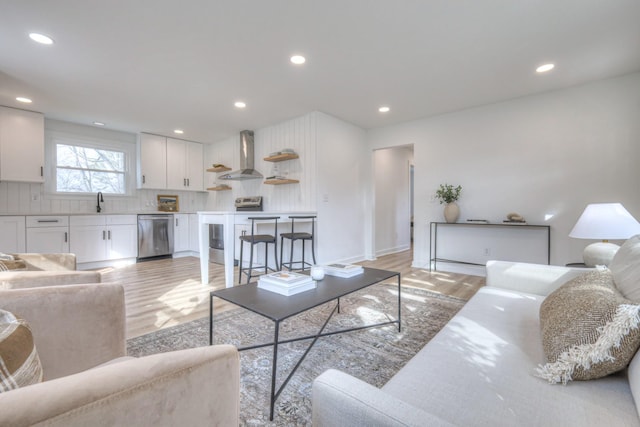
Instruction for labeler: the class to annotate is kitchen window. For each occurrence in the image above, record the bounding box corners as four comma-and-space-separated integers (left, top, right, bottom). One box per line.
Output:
46, 132, 135, 195
56, 143, 125, 193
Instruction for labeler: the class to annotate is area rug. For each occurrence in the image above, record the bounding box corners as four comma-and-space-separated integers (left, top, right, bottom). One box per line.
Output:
127, 284, 467, 426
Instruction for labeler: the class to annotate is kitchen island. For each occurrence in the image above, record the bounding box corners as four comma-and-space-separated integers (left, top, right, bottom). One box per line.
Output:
198, 211, 317, 287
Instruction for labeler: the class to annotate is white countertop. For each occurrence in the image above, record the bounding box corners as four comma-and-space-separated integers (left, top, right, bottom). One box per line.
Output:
197, 211, 316, 215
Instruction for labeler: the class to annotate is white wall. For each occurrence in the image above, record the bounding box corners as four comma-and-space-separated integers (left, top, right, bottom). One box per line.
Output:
368, 72, 640, 271
204, 113, 317, 212
373, 146, 413, 256
316, 112, 369, 264
206, 111, 369, 266
0, 119, 208, 215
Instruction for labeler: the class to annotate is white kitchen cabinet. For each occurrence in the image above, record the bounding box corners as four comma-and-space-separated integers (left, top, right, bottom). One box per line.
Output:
137, 133, 167, 189
70, 215, 137, 263
0, 106, 45, 183
166, 138, 204, 191
137, 134, 203, 191
25, 216, 69, 253
0, 216, 26, 253
173, 213, 190, 253
188, 214, 200, 253
107, 216, 138, 261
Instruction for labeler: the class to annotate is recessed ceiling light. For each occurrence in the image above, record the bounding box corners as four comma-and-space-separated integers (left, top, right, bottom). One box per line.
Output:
16, 97, 32, 103
379, 106, 390, 113
93, 121, 105, 126
234, 101, 246, 108
173, 129, 184, 135
29, 33, 54, 45
290, 55, 306, 65
536, 63, 555, 73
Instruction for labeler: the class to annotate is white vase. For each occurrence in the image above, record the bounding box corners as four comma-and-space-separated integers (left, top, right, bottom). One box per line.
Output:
443, 202, 460, 223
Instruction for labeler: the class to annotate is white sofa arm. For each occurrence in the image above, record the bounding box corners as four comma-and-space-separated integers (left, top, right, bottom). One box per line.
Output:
486, 260, 589, 296
0, 345, 240, 427
313, 369, 455, 427
0, 284, 125, 380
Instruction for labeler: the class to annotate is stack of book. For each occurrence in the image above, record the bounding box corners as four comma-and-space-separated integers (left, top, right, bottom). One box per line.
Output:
324, 263, 364, 278
257, 271, 316, 296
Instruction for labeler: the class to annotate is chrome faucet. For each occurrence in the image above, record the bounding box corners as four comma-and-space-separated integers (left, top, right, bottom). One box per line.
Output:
96, 192, 104, 213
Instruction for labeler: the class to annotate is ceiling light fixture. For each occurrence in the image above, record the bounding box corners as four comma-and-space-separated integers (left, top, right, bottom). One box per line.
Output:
536, 63, 555, 73
174, 129, 184, 134
379, 106, 390, 113
234, 101, 246, 108
290, 55, 306, 65
16, 97, 32, 103
93, 121, 105, 126
29, 33, 54, 45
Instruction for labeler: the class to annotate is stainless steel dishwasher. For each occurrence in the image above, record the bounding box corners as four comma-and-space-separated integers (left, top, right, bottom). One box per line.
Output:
137, 214, 174, 260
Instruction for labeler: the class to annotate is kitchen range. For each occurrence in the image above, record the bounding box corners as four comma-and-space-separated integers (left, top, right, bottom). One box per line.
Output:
209, 196, 262, 264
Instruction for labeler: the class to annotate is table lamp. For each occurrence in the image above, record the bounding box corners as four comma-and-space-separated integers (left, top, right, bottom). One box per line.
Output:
569, 203, 640, 267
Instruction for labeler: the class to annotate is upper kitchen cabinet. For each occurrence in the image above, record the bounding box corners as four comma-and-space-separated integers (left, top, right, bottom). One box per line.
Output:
137, 133, 203, 191
0, 106, 45, 183
166, 138, 203, 191
137, 133, 167, 189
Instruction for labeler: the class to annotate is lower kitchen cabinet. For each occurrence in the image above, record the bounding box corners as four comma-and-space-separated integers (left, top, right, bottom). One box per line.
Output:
70, 215, 137, 264
173, 213, 190, 253
188, 214, 200, 253
25, 216, 69, 253
0, 216, 26, 253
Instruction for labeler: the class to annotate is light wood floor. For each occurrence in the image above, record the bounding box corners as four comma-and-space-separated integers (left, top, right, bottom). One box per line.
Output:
100, 251, 485, 339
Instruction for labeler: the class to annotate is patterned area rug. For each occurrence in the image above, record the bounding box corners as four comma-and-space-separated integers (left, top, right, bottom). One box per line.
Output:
127, 284, 467, 426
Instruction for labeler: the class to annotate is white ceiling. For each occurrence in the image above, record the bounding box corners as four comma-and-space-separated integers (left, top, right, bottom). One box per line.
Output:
1, 0, 639, 144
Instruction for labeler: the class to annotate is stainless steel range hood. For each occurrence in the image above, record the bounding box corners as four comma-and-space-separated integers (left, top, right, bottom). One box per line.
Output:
218, 130, 263, 180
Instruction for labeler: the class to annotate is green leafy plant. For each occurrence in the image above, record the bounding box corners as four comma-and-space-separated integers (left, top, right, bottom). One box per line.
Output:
435, 184, 462, 204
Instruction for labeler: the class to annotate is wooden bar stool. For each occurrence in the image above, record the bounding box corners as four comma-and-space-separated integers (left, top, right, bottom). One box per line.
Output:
238, 216, 280, 284
280, 215, 316, 272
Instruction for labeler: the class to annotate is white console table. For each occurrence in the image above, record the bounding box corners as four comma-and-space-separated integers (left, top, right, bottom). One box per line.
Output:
198, 211, 317, 287
429, 221, 551, 271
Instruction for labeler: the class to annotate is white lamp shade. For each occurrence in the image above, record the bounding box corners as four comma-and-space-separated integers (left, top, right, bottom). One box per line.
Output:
569, 203, 640, 240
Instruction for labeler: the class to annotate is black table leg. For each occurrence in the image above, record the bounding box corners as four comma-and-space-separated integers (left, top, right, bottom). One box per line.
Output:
270, 321, 280, 421
209, 293, 214, 345
397, 273, 402, 332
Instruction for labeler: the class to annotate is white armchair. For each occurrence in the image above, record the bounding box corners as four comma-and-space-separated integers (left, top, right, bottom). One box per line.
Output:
0, 283, 240, 426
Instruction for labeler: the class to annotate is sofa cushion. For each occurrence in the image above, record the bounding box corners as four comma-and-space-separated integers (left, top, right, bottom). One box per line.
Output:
0, 309, 43, 392
609, 234, 640, 301
537, 269, 640, 384
382, 287, 639, 426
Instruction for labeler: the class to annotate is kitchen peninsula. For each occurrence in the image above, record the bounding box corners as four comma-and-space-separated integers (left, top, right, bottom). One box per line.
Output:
198, 211, 317, 287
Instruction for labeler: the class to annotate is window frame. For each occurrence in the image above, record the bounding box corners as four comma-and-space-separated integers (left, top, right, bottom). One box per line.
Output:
45, 131, 136, 197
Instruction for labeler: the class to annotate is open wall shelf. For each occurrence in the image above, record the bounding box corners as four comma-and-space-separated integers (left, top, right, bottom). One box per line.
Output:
207, 184, 232, 191
264, 153, 299, 162
264, 179, 299, 185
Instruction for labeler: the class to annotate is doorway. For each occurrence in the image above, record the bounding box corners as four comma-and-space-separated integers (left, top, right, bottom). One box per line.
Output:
373, 145, 414, 257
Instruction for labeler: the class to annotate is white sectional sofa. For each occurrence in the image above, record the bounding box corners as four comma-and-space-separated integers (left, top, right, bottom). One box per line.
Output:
313, 258, 640, 426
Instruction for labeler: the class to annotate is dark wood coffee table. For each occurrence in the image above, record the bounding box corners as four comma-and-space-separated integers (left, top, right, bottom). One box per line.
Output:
209, 267, 401, 420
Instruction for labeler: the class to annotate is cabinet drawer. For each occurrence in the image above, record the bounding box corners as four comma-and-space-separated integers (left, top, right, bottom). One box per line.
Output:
70, 215, 105, 227
26, 216, 69, 228
106, 214, 137, 225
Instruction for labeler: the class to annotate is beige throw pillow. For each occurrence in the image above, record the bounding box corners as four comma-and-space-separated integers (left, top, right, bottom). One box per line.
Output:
609, 234, 640, 301
537, 269, 640, 384
0, 309, 43, 392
